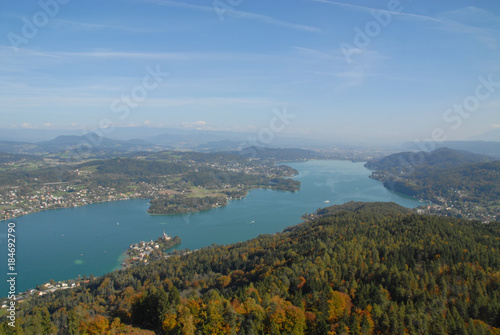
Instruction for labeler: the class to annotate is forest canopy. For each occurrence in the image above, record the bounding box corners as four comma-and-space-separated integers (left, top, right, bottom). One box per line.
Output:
3, 202, 500, 334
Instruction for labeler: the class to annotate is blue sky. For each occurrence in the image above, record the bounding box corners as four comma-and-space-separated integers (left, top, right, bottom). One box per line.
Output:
1, 0, 499, 143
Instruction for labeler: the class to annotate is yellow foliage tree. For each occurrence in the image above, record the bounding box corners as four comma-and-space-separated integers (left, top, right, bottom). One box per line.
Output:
162, 313, 178, 334
327, 291, 353, 324
83, 314, 109, 335
177, 304, 196, 335
266, 296, 306, 335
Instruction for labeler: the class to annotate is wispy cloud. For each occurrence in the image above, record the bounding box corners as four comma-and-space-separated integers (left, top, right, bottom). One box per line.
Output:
55, 51, 244, 61
51, 19, 162, 33
310, 0, 444, 23
0, 46, 66, 60
291, 45, 386, 90
0, 46, 281, 63
439, 7, 500, 26
312, 0, 499, 49
180, 120, 211, 130
293, 47, 340, 60
0, 94, 275, 108
137, 0, 321, 33
318, 70, 378, 90
316, 71, 379, 79
310, 0, 383, 14
436, 7, 500, 49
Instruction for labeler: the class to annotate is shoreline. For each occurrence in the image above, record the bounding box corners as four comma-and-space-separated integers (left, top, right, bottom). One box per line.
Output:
0, 160, 423, 297
2, 177, 301, 222
0, 233, 182, 302
0, 196, 150, 222
1, 182, 302, 222
119, 233, 181, 269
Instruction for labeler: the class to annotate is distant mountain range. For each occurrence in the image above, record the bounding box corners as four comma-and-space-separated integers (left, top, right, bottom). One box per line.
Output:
0, 134, 170, 155
0, 132, 326, 166
2, 127, 500, 158
0, 127, 330, 154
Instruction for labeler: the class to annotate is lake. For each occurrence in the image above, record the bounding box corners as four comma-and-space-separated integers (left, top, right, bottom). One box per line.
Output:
0, 160, 422, 294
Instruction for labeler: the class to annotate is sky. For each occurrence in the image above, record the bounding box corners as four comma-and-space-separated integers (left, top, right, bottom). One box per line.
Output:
0, 0, 499, 144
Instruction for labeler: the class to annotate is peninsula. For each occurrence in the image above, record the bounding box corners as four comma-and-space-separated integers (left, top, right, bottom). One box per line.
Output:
121, 232, 181, 268
0, 149, 302, 220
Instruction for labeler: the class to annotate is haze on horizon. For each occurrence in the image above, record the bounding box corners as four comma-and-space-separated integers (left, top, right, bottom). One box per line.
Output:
1, 0, 499, 144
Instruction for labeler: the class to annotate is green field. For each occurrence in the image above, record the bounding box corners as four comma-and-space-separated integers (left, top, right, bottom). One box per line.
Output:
186, 186, 226, 198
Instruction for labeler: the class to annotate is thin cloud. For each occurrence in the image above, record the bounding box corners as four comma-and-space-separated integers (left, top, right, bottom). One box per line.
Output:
0, 46, 67, 60
436, 7, 500, 49
327, 70, 378, 90
5, 48, 281, 63
142, 97, 274, 107
0, 94, 275, 108
138, 0, 321, 33
310, 0, 382, 14
310, 0, 444, 24
181, 120, 211, 130
293, 47, 339, 60
311, 0, 498, 48
51, 19, 162, 33
316, 71, 379, 79
439, 7, 500, 25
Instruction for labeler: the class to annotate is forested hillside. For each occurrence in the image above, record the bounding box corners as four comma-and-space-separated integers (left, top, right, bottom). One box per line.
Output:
2, 202, 499, 334
364, 147, 493, 172
366, 148, 500, 222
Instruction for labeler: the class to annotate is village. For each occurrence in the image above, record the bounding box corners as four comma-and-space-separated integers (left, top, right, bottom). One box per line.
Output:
0, 232, 182, 311
0, 157, 297, 221
0, 181, 148, 221
121, 232, 182, 268
1, 277, 93, 311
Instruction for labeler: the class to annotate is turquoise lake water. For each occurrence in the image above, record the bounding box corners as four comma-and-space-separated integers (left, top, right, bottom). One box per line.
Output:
0, 160, 423, 294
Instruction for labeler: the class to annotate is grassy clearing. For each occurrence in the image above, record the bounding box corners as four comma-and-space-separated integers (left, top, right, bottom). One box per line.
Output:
186, 186, 226, 198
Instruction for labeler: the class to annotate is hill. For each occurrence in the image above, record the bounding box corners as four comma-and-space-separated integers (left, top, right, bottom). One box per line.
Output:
312, 200, 412, 218
3, 202, 499, 334
0, 141, 40, 155
0, 152, 43, 164
365, 147, 494, 172
401, 141, 500, 159
0, 134, 168, 157
38, 134, 166, 154
366, 148, 500, 221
